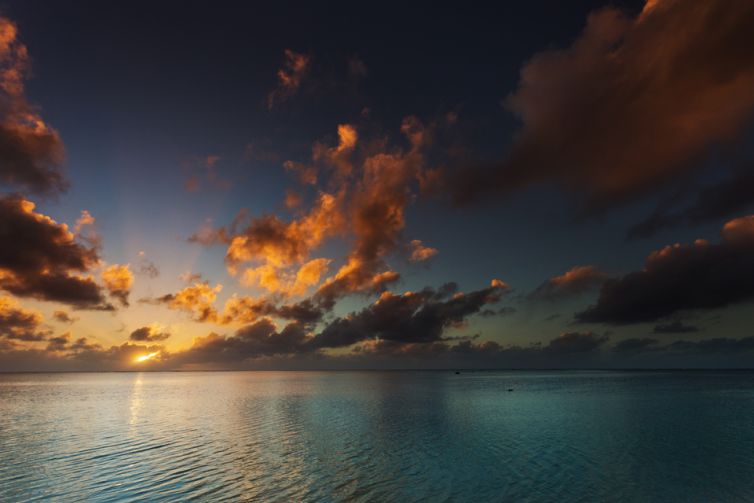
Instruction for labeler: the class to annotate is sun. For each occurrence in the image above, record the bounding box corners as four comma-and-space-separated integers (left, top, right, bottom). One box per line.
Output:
135, 351, 159, 363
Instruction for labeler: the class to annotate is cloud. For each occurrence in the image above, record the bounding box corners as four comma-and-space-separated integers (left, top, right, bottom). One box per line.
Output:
267, 49, 310, 109
226, 192, 344, 271
147, 282, 223, 323
310, 280, 509, 350
0, 336, 170, 371
409, 239, 438, 262
45, 332, 71, 351
312, 118, 437, 305
653, 321, 699, 334
664, 337, 754, 354
628, 168, 754, 238
0, 17, 67, 195
529, 265, 608, 301
183, 155, 230, 193
52, 310, 77, 324
577, 215, 754, 324
148, 278, 327, 328
136, 251, 159, 278
542, 331, 608, 355
178, 272, 203, 285
0, 195, 112, 309
178, 319, 311, 364
222, 295, 325, 326
348, 56, 367, 79
240, 257, 331, 296
613, 337, 660, 353
453, 0, 754, 210
129, 326, 170, 342
0, 295, 48, 341
102, 264, 134, 307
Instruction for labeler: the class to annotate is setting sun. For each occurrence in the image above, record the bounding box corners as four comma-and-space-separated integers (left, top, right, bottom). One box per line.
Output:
135, 352, 159, 363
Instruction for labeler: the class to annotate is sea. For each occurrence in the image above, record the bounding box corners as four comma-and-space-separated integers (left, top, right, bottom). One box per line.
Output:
1, 370, 753, 502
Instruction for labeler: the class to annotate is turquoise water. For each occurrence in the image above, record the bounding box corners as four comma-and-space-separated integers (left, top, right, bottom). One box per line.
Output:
1, 371, 754, 502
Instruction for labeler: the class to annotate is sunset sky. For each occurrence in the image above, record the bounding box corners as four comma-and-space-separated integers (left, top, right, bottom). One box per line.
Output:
1, 0, 753, 370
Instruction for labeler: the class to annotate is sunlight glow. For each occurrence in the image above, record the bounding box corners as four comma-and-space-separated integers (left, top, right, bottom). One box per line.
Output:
135, 352, 159, 363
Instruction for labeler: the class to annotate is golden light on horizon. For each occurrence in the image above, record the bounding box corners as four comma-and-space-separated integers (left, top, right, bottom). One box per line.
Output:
135, 351, 159, 363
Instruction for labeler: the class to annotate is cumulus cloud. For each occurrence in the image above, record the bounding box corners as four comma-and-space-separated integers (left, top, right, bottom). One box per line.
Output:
454, 0, 754, 210
203, 192, 345, 297
0, 17, 67, 195
190, 118, 448, 307
0, 295, 48, 341
310, 280, 509, 350
102, 264, 134, 307
267, 49, 310, 109
0, 195, 112, 309
147, 282, 223, 323
529, 265, 608, 301
145, 280, 326, 327
577, 215, 754, 324
178, 320, 310, 364
129, 326, 170, 342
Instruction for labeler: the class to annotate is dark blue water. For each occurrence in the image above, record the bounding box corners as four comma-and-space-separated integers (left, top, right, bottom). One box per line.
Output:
1, 371, 753, 502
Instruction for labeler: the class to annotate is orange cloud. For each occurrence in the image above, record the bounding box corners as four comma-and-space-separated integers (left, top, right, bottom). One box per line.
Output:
267, 49, 310, 109
102, 264, 134, 307
409, 239, 438, 262
153, 282, 223, 323
530, 265, 608, 301
455, 0, 754, 209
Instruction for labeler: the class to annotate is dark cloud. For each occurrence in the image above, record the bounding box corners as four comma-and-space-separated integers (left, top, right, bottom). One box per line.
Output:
529, 265, 608, 301
453, 0, 754, 211
542, 331, 608, 355
613, 337, 660, 353
480, 306, 516, 318
53, 310, 77, 324
267, 49, 310, 109
664, 337, 754, 354
0, 339, 169, 372
629, 168, 754, 238
310, 281, 508, 350
170, 280, 508, 365
0, 195, 112, 309
577, 215, 754, 324
137, 256, 159, 278
129, 326, 171, 342
0, 296, 48, 341
0, 17, 68, 196
653, 321, 699, 334
45, 332, 71, 351
178, 320, 310, 364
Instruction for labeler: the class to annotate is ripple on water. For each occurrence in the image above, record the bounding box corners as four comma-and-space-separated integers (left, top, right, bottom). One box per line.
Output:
1, 371, 754, 502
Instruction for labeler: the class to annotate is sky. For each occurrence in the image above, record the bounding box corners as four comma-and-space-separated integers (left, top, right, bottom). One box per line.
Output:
1, 0, 754, 371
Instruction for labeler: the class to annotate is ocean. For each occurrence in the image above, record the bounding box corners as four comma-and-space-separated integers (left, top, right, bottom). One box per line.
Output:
1, 370, 753, 502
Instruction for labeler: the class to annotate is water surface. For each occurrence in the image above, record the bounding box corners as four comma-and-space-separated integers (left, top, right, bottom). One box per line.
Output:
1, 370, 754, 502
